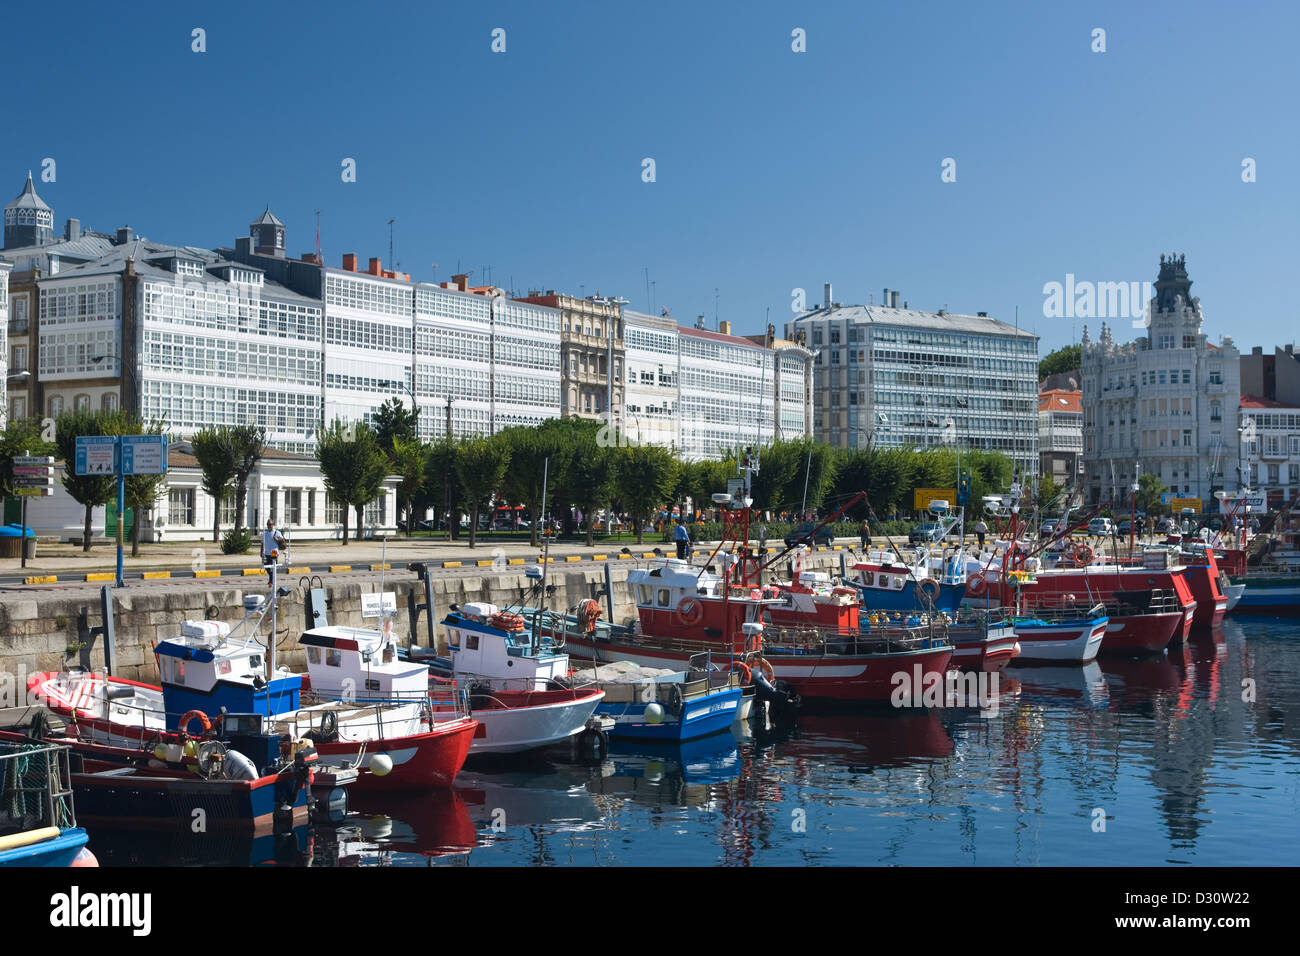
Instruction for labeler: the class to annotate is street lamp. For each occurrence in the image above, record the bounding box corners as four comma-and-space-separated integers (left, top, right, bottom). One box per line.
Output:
90, 352, 138, 414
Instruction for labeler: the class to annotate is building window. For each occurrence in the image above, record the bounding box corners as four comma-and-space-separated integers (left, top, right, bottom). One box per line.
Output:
269, 489, 278, 523
285, 489, 302, 525
325, 494, 344, 525
101, 392, 117, 412
47, 395, 64, 416
9, 398, 26, 420
11, 345, 26, 373
73, 393, 90, 412
168, 488, 195, 525
1210, 402, 1221, 422
308, 490, 317, 525
220, 495, 238, 526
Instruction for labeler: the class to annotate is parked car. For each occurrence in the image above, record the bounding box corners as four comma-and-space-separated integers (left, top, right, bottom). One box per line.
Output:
908, 521, 946, 545
1087, 517, 1114, 536
785, 521, 834, 549
1041, 518, 1061, 536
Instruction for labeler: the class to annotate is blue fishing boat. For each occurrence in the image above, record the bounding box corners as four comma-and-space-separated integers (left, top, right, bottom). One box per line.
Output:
0, 740, 95, 867
573, 654, 745, 741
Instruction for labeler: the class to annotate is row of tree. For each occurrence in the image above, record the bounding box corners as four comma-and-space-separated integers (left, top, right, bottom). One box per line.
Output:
1, 400, 1030, 552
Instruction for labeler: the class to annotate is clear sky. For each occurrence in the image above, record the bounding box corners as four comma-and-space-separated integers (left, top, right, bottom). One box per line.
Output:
7, 0, 1297, 356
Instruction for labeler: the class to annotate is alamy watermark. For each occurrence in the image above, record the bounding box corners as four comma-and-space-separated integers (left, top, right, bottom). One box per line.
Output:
1042, 274, 1155, 329
891, 665, 1001, 717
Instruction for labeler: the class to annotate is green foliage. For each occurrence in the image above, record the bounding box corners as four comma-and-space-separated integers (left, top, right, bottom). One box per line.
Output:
1039, 344, 1081, 382
0, 416, 55, 500
1136, 472, 1169, 516
316, 419, 388, 544
498, 422, 574, 546
454, 434, 512, 548
191, 426, 238, 542
373, 398, 418, 456
122, 418, 171, 556
613, 443, 680, 544
221, 527, 253, 554
422, 438, 465, 539
391, 436, 426, 533
54, 408, 131, 551
229, 425, 267, 531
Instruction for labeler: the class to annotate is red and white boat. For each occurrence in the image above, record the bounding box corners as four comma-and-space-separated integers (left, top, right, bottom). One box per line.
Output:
556, 476, 952, 704
946, 611, 1021, 671
29, 596, 477, 793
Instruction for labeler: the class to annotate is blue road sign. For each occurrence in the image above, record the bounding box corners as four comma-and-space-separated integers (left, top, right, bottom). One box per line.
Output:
75, 436, 119, 476
120, 435, 168, 475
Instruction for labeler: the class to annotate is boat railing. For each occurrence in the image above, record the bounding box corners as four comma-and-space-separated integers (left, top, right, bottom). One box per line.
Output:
1023, 589, 1183, 617
1015, 603, 1107, 623
761, 623, 949, 655
0, 743, 77, 835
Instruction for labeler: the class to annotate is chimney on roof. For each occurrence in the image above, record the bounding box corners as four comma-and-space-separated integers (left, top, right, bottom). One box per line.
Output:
882, 288, 889, 308
451, 273, 469, 292
115, 226, 134, 245
235, 236, 253, 256
696, 314, 706, 329
64, 218, 80, 241
368, 257, 383, 276
977, 311, 987, 317
890, 290, 900, 309
342, 253, 358, 272
823, 282, 832, 309
719, 320, 732, 336
301, 252, 319, 264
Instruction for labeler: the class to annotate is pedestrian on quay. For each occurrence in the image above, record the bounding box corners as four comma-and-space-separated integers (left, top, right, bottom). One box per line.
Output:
975, 518, 988, 552
674, 520, 691, 560
261, 519, 286, 585
859, 517, 871, 553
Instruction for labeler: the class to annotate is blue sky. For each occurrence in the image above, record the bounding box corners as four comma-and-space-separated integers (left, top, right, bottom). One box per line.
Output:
7, 0, 1297, 356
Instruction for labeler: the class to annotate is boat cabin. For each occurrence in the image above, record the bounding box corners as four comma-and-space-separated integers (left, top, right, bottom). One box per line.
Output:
627, 559, 781, 648
443, 602, 568, 690
154, 620, 301, 731
299, 625, 431, 701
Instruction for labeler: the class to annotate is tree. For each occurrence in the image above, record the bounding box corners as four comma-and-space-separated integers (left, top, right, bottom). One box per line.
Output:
454, 435, 511, 549
373, 398, 418, 456
1036, 473, 1062, 513
123, 418, 171, 557
316, 420, 388, 544
423, 439, 465, 540
230, 425, 266, 531
1039, 344, 1082, 382
190, 426, 238, 542
568, 437, 617, 546
499, 423, 572, 547
0, 416, 55, 503
1136, 473, 1168, 517
391, 436, 426, 534
54, 409, 128, 552
613, 444, 679, 544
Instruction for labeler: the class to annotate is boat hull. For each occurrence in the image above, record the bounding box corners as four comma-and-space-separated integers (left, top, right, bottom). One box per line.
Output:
1229, 574, 1300, 615
1012, 617, 1107, 663
466, 689, 605, 755
0, 827, 90, 868
948, 621, 1020, 671
597, 687, 743, 741
1095, 610, 1182, 656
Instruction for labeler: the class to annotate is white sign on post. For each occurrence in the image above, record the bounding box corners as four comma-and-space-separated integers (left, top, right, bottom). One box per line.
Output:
361, 592, 398, 619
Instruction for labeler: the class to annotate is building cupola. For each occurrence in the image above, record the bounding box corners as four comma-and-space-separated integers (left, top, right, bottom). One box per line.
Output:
4, 171, 54, 249
250, 205, 285, 257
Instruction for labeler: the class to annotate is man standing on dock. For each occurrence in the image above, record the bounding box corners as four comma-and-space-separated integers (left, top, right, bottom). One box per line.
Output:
674, 520, 690, 560
262, 519, 286, 584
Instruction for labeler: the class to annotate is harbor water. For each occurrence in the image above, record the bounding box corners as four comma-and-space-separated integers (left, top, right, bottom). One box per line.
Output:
85, 616, 1298, 867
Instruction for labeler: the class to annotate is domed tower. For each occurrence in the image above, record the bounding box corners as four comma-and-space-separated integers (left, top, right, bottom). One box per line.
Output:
250, 205, 285, 257
4, 172, 54, 249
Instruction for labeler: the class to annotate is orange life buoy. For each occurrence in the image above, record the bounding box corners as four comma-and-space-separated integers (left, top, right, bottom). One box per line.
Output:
967, 574, 988, 597
732, 661, 753, 684
745, 652, 775, 682
916, 577, 940, 602
178, 709, 211, 739
1073, 545, 1094, 567
678, 597, 703, 626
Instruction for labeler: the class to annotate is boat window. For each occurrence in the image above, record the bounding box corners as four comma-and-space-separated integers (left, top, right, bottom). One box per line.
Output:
447, 629, 459, 648
217, 660, 231, 676
467, 634, 479, 651
639, 584, 652, 604
658, 588, 670, 607
160, 657, 175, 683
326, 649, 342, 667
307, 646, 321, 664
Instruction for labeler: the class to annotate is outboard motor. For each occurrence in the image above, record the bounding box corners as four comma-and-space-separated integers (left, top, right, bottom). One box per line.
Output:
751, 670, 800, 722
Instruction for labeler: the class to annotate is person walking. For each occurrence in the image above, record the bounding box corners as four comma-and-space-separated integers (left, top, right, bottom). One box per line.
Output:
674, 520, 690, 560
859, 517, 871, 553
261, 519, 286, 585
974, 518, 988, 552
